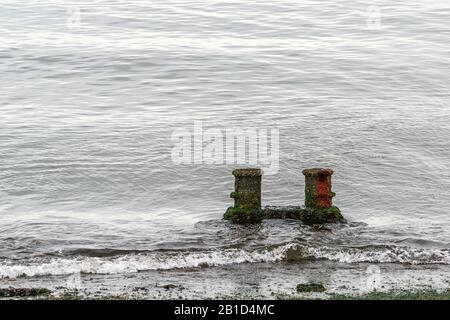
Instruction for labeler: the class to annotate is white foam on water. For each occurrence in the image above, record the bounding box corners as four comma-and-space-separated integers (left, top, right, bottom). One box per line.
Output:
296, 245, 450, 265
0, 246, 290, 279
1, 244, 449, 279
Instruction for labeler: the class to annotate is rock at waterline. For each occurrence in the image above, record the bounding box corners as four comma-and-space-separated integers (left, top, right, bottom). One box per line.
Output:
296, 283, 326, 293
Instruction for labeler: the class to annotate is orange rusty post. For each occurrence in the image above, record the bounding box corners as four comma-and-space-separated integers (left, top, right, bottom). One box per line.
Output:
302, 168, 335, 209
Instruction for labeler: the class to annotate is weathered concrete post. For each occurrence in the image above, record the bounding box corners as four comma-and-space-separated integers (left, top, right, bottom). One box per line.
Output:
224, 167, 344, 224
302, 168, 335, 209
224, 168, 262, 223
299, 168, 343, 223
231, 168, 262, 209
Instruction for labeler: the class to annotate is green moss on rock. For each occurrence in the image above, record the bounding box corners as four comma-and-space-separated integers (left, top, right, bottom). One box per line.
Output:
262, 206, 304, 219
0, 287, 51, 298
300, 206, 344, 224
225, 205, 344, 224
330, 289, 450, 300
296, 283, 326, 293
261, 206, 344, 224
224, 207, 263, 224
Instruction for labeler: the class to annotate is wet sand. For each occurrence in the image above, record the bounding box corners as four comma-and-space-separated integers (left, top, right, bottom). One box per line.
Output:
2, 261, 449, 300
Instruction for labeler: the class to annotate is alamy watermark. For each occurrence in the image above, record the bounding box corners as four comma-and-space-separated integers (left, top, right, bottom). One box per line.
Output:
66, 272, 83, 291
171, 121, 279, 175
365, 265, 382, 291
366, 6, 381, 30
67, 5, 81, 29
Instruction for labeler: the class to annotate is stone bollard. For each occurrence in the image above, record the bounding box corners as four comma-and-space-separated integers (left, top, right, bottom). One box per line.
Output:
300, 168, 343, 224
224, 167, 344, 224
302, 168, 335, 209
231, 168, 262, 209
224, 168, 262, 223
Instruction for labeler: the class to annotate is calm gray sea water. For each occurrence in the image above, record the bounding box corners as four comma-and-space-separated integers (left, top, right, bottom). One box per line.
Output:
0, 1, 449, 297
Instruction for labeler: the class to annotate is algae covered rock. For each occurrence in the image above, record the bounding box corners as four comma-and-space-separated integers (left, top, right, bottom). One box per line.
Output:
0, 287, 51, 298
224, 207, 263, 224
296, 283, 326, 293
298, 206, 344, 224
261, 205, 344, 224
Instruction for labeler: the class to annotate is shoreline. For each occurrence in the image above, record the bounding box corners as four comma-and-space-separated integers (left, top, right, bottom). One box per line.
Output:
2, 261, 449, 300
0, 260, 450, 300
1, 287, 449, 300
